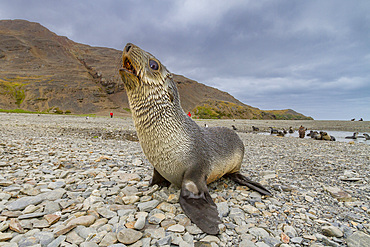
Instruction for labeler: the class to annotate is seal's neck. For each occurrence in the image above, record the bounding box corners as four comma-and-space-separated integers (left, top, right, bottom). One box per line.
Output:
127, 84, 189, 139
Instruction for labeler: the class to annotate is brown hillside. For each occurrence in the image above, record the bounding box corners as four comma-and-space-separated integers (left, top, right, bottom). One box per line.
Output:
0, 19, 311, 119
0, 19, 123, 114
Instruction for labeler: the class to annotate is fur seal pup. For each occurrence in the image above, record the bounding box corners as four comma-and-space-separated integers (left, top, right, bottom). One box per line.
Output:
119, 43, 271, 235
321, 132, 331, 141
298, 125, 306, 138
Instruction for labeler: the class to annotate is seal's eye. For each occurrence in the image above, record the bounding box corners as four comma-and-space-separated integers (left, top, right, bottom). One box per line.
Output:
149, 60, 159, 70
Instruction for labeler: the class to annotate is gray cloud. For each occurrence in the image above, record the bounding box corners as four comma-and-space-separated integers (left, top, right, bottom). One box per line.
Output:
1, 0, 369, 119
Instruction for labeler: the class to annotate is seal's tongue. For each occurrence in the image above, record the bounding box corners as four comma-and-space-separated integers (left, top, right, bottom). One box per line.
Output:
122, 57, 136, 75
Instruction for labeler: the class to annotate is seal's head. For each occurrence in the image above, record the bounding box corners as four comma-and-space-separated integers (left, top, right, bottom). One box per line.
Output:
119, 43, 179, 111
119, 43, 172, 90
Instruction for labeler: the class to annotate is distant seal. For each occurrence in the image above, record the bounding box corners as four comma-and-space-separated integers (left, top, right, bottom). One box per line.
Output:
345, 132, 359, 139
277, 131, 285, 137
308, 130, 318, 138
321, 132, 331, 141
362, 133, 370, 140
119, 43, 271, 235
298, 125, 306, 138
315, 131, 323, 140
252, 126, 259, 131
269, 127, 278, 134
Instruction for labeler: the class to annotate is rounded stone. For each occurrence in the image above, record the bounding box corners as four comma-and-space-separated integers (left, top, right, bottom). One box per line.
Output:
148, 213, 166, 224
117, 228, 143, 244
322, 225, 344, 238
167, 224, 185, 233
67, 215, 96, 227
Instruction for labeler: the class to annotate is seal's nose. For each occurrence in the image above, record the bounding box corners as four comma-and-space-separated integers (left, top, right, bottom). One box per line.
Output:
125, 43, 132, 53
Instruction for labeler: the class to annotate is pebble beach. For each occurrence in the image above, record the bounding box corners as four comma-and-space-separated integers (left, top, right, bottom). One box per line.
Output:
0, 113, 369, 247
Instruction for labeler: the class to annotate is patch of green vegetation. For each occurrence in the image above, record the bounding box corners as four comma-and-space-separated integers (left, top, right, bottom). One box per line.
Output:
264, 109, 313, 120
193, 106, 221, 119
53, 108, 64, 114
77, 114, 97, 117
46, 107, 63, 114
123, 108, 131, 112
273, 114, 313, 120
0, 76, 50, 107
0, 109, 43, 114
193, 100, 252, 119
0, 109, 98, 117
0, 79, 27, 107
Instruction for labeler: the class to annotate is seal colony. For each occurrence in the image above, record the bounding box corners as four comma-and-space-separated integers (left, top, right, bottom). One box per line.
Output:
119, 43, 271, 235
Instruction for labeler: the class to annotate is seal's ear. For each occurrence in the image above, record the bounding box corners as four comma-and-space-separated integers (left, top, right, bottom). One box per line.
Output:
179, 179, 221, 235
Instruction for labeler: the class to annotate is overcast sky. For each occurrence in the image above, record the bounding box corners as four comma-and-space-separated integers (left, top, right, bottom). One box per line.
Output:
1, 0, 369, 120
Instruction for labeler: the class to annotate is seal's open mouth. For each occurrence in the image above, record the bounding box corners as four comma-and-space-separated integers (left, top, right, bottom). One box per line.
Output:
123, 57, 136, 75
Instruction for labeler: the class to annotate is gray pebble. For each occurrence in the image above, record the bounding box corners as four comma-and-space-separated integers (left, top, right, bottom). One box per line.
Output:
79, 242, 100, 247
322, 225, 343, 238
346, 231, 370, 247
216, 202, 229, 217
155, 235, 172, 246
290, 237, 303, 244
99, 232, 118, 246
34, 232, 55, 247
96, 207, 117, 219
117, 228, 143, 245
137, 200, 160, 212
239, 239, 257, 247
248, 227, 270, 240
46, 235, 66, 247
134, 216, 146, 230
18, 236, 39, 247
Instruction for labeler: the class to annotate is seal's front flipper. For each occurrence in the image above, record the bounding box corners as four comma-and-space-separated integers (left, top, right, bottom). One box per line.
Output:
226, 172, 272, 196
179, 179, 221, 235
149, 168, 171, 187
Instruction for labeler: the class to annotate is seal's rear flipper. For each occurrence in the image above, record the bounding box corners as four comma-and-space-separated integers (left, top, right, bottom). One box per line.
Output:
226, 173, 272, 196
179, 180, 221, 235
149, 168, 171, 187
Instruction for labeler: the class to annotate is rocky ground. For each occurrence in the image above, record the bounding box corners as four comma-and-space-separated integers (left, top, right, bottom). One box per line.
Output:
0, 113, 369, 247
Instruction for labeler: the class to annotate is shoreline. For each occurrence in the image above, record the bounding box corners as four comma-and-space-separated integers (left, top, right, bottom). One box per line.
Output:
194, 119, 370, 133
1, 112, 369, 132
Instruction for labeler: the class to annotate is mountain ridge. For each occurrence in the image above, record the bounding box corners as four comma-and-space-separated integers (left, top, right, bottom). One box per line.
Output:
0, 19, 312, 120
